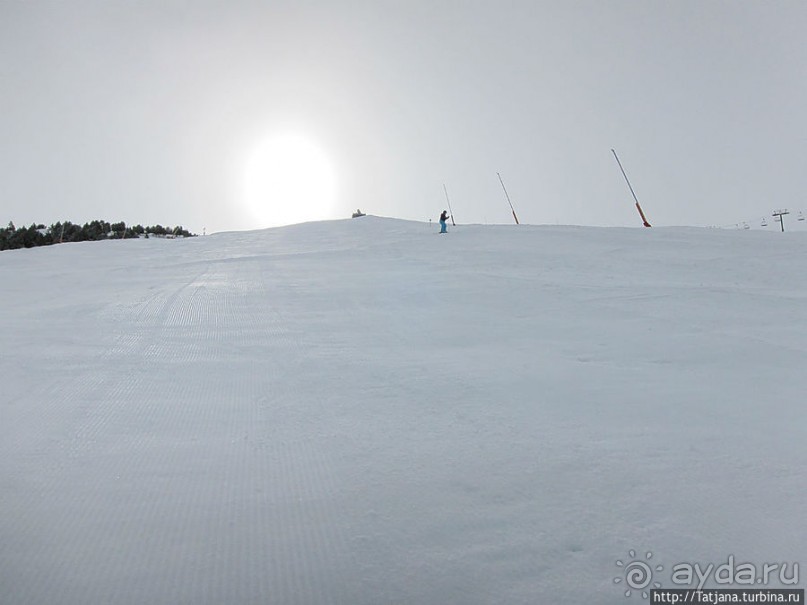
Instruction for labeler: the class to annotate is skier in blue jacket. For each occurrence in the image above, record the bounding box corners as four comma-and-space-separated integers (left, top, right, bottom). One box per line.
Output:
439, 210, 450, 234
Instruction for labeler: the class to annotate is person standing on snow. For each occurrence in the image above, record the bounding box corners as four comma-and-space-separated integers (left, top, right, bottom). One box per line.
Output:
439, 210, 450, 234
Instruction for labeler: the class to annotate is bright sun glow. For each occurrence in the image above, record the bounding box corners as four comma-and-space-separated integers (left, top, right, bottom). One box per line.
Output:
243, 134, 337, 227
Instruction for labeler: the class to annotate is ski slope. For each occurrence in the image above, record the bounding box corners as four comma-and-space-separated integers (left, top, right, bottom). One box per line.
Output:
1, 217, 805, 604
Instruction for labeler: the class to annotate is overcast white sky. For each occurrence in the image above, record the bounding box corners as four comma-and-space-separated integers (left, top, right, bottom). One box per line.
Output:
2, 0, 807, 233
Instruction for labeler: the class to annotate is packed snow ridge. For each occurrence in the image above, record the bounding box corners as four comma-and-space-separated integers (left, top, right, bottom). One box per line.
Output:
1, 217, 805, 604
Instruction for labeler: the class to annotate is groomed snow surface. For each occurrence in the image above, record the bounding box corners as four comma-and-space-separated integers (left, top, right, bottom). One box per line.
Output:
1, 217, 805, 604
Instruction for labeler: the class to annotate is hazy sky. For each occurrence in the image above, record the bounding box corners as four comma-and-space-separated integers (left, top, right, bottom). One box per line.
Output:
2, 0, 807, 233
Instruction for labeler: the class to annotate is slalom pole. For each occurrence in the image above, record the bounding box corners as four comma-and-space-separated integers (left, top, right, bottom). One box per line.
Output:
611, 149, 651, 227
442, 184, 456, 226
496, 172, 520, 224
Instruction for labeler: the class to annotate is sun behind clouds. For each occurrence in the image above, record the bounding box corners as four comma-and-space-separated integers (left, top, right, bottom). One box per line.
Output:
243, 133, 337, 227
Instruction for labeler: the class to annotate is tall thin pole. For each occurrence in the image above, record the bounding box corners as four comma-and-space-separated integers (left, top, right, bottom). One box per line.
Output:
496, 172, 520, 225
611, 149, 651, 228
442, 184, 456, 226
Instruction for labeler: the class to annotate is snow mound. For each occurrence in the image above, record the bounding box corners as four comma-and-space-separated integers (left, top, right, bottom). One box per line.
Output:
1, 218, 805, 604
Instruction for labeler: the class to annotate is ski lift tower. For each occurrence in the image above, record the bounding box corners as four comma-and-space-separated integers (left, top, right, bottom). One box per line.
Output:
772, 209, 790, 232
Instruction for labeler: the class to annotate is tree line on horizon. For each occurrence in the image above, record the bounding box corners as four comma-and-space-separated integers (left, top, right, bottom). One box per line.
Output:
0, 220, 196, 251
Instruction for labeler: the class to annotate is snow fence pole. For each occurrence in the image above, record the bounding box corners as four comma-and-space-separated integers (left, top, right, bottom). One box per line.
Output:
443, 184, 456, 226
496, 172, 520, 225
611, 149, 651, 227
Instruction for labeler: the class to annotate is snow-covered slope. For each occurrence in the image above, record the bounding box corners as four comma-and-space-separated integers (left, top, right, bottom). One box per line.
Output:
1, 217, 805, 604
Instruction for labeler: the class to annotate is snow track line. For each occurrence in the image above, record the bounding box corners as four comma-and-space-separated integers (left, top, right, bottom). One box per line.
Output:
3, 251, 362, 603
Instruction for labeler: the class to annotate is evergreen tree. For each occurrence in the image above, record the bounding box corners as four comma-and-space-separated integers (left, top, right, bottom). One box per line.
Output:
1, 219, 195, 251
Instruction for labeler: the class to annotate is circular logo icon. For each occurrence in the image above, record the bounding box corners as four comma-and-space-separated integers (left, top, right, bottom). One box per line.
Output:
614, 550, 664, 599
